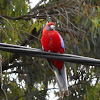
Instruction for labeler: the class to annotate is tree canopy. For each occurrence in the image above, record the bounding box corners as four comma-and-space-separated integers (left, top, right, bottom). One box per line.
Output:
0, 0, 100, 100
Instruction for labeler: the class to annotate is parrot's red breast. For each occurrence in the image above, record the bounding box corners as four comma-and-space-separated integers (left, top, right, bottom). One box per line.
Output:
41, 22, 64, 70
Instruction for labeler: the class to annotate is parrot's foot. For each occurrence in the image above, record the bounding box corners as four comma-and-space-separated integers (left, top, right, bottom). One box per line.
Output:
48, 50, 51, 52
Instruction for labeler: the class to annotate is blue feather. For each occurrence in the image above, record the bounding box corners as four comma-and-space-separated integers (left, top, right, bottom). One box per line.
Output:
57, 33, 65, 51
46, 26, 50, 30
42, 46, 44, 50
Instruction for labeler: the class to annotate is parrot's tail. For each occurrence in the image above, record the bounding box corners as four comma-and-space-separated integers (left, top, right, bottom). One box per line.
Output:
52, 64, 69, 97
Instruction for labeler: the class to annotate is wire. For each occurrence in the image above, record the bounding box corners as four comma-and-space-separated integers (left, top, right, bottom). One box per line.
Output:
0, 43, 100, 66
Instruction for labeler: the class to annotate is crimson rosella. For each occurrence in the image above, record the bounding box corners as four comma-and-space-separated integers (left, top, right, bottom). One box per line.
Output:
41, 22, 69, 97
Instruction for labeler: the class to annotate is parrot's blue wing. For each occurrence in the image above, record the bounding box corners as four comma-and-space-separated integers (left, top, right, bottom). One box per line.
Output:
57, 33, 65, 52
42, 46, 44, 50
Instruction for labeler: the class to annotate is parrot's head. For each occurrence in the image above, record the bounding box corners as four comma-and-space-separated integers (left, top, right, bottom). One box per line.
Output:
45, 22, 55, 31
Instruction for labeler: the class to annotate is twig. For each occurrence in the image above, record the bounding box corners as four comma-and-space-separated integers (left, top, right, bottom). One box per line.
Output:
0, 54, 8, 100
0, 26, 10, 38
56, 27, 76, 37
0, 14, 46, 20
55, 9, 86, 33
0, 1, 74, 20
15, 29, 40, 41
2, 28, 41, 71
0, 15, 15, 37
45, 11, 51, 22
14, 94, 25, 100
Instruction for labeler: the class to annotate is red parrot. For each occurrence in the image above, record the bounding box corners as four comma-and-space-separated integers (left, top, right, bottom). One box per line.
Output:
41, 22, 69, 97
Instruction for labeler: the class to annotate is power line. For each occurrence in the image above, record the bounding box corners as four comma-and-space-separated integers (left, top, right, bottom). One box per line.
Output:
0, 43, 100, 66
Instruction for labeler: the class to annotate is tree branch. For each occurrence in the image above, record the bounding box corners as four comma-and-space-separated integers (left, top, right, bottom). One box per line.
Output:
2, 28, 41, 71
0, 1, 73, 20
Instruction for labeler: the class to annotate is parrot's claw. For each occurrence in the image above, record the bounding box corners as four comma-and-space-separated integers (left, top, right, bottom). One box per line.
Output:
48, 50, 51, 52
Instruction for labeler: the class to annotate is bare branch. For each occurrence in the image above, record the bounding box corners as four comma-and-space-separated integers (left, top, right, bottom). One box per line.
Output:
0, 1, 74, 20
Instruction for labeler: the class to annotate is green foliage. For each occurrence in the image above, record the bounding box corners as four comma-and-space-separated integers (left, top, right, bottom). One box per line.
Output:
84, 84, 100, 100
0, 0, 100, 100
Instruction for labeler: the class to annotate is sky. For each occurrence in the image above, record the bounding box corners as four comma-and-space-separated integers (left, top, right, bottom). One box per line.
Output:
29, 0, 40, 8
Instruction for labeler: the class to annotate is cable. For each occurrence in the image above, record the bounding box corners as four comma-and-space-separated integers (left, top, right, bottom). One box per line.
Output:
0, 43, 100, 66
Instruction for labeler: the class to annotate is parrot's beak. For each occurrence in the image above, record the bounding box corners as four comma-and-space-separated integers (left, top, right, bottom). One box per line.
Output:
50, 25, 55, 30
